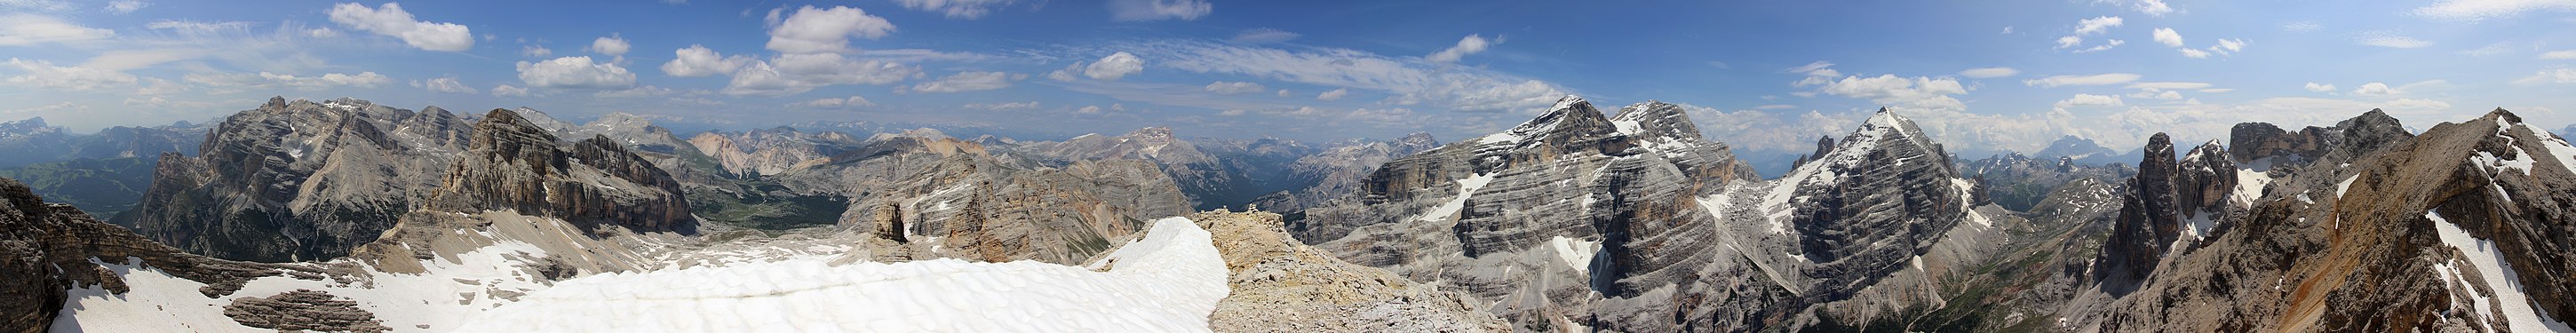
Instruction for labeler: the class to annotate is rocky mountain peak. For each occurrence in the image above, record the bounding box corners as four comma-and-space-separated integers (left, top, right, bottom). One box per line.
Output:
2036, 135, 2119, 160
2174, 139, 2236, 216
429, 108, 695, 235
1486, 95, 1616, 145
1, 116, 45, 129
1395, 132, 1437, 147
1610, 100, 1703, 141
1125, 126, 1176, 140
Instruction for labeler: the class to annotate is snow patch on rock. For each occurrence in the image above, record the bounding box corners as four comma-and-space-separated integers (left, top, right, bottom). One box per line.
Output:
2428, 211, 2576, 332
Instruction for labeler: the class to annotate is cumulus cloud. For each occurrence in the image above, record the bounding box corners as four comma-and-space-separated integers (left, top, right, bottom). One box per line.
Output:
1228, 28, 1299, 44
1959, 67, 2018, 78
892, 0, 1015, 19
2152, 28, 2183, 47
1316, 88, 1348, 100
1108, 0, 1211, 21
1, 58, 135, 91
2540, 50, 2576, 59
2349, 82, 2398, 95
2413, 0, 2576, 20
2055, 16, 2123, 51
516, 56, 636, 90
328, 2, 473, 52
722, 53, 918, 96
766, 5, 895, 53
1070, 52, 1144, 81
0, 13, 115, 45
2023, 73, 2142, 88
589, 34, 629, 56
1812, 74, 1970, 111
2126, 88, 2183, 99
2132, 0, 2174, 16
2356, 32, 2431, 48
2126, 82, 2211, 90
908, 71, 1018, 93
420, 77, 477, 93
1426, 34, 1494, 63
2055, 93, 2125, 109
2301, 83, 2336, 92
490, 84, 529, 97
659, 44, 753, 77
521, 45, 552, 58
790, 95, 875, 108
2515, 67, 2576, 84
1202, 81, 1265, 94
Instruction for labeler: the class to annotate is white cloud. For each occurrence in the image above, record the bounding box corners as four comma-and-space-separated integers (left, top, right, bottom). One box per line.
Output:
2210, 38, 2246, 54
422, 77, 478, 93
2126, 82, 2211, 90
790, 95, 875, 108
2055, 16, 2125, 51
516, 56, 636, 90
2152, 28, 2184, 47
1812, 74, 1971, 111
2133, 0, 2174, 16
521, 45, 552, 58
1082, 52, 1144, 81
722, 53, 918, 96
2023, 73, 2142, 88
2515, 67, 2576, 84
1074, 105, 1103, 115
2055, 93, 2126, 109
490, 84, 529, 96
660, 44, 752, 77
1316, 88, 1348, 100
2413, 0, 2576, 20
589, 34, 629, 56
1276, 89, 1288, 97
2126, 88, 2183, 99
2179, 48, 2211, 59
104, 0, 147, 14
0, 13, 114, 45
2, 58, 134, 90
1425, 34, 1493, 63
1204, 81, 1264, 94
2281, 21, 2321, 32
1228, 28, 1299, 44
2356, 32, 2431, 48
909, 71, 1017, 93
185, 71, 391, 91
2350, 82, 2398, 95
962, 101, 1039, 110
1959, 67, 2019, 78
765, 5, 895, 54
306, 28, 341, 38
2303, 82, 2337, 92
327, 2, 474, 52
1108, 0, 1211, 21
2074, 39, 2125, 52
2540, 50, 2576, 59
892, 0, 1015, 19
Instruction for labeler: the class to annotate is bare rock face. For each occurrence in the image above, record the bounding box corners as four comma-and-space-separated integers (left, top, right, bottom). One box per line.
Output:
1957, 152, 2135, 211
768, 130, 1192, 266
2079, 108, 2576, 332
1190, 210, 1512, 332
1251, 133, 1439, 217
1, 176, 331, 332
2230, 108, 2415, 167
684, 126, 863, 177
221, 289, 390, 333
428, 108, 696, 235
2099, 133, 2181, 284
1297, 96, 1779, 331
128, 97, 474, 262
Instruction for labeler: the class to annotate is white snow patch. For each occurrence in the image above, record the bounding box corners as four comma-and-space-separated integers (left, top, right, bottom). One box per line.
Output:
2232, 168, 2274, 207
1415, 173, 1497, 223
2522, 123, 2576, 176
2428, 212, 2576, 332
2335, 174, 2359, 197
1549, 236, 1602, 275
464, 218, 1228, 332
1610, 119, 1642, 136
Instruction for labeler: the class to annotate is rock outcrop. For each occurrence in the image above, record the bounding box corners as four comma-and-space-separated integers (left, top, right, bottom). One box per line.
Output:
0, 176, 329, 332
1249, 133, 1438, 216
1190, 210, 1512, 332
128, 97, 475, 262
772, 130, 1193, 266
427, 108, 696, 235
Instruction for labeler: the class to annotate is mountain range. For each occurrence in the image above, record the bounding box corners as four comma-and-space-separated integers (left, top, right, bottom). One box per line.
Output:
3, 96, 2574, 332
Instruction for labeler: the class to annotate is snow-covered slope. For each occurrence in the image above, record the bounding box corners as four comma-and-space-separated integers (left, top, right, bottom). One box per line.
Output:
457, 217, 1227, 332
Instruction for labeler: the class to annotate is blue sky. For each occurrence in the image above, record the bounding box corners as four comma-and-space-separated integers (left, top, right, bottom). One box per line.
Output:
4, 0, 2576, 156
